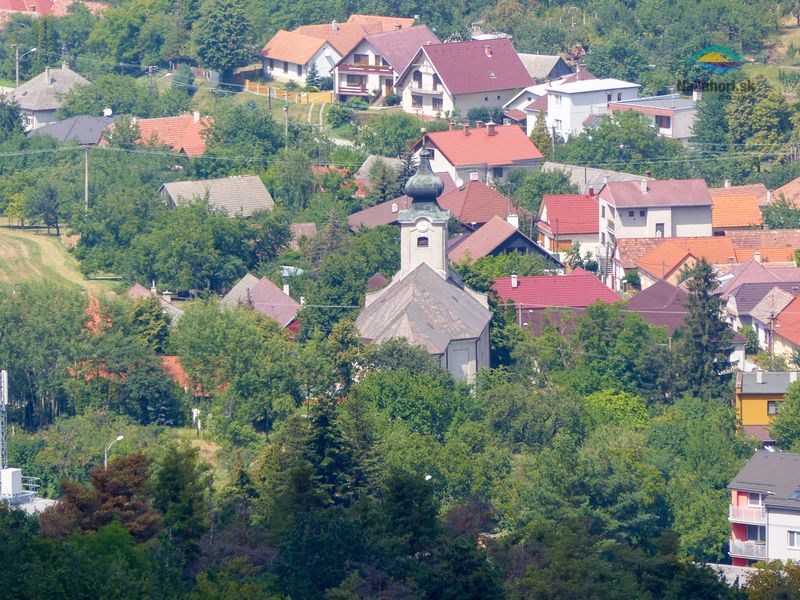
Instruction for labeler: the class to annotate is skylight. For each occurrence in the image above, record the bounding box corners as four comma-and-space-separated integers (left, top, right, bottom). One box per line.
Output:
790, 490, 800, 500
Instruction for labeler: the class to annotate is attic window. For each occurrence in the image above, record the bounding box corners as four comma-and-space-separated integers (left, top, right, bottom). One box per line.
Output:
489, 71, 496, 78
791, 490, 800, 500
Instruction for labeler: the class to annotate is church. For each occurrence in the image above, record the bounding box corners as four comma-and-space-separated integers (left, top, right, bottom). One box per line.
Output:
355, 144, 492, 381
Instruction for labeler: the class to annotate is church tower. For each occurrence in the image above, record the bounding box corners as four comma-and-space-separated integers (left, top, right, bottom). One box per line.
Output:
397, 143, 450, 279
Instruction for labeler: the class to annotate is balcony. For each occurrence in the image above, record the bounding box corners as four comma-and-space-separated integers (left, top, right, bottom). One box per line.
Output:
606, 219, 615, 232
410, 83, 443, 96
337, 85, 369, 96
339, 63, 393, 76
729, 539, 767, 560
729, 505, 766, 524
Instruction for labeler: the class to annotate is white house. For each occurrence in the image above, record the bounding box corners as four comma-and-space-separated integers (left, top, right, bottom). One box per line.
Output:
333, 25, 438, 101
394, 38, 532, 118
544, 77, 640, 139
729, 452, 800, 566
608, 94, 697, 143
260, 15, 415, 85
12, 64, 89, 131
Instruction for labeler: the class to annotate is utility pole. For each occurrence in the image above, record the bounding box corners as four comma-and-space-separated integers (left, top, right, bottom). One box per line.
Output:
551, 125, 557, 159
283, 105, 289, 145
147, 65, 154, 96
13, 45, 19, 88
83, 146, 89, 212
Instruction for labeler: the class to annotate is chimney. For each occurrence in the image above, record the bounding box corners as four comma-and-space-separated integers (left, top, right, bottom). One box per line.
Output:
469, 171, 479, 181
61, 61, 69, 71
45, 66, 51, 86
756, 370, 764, 384
644, 170, 652, 178
754, 250, 761, 263
30, 3, 35, 10
193, 111, 201, 123
282, 284, 290, 296
476, 121, 485, 128
331, 19, 338, 31
603, 175, 609, 185
728, 256, 735, 264
162, 290, 172, 303
449, 121, 455, 131
486, 121, 496, 136
463, 124, 470, 136
768, 190, 773, 203
793, 286, 799, 297
692, 89, 702, 102
792, 371, 798, 383
507, 213, 519, 228
511, 273, 518, 288
640, 179, 648, 193
724, 179, 731, 188
150, 280, 157, 295
391, 202, 398, 213
587, 186, 594, 196
484, 45, 492, 57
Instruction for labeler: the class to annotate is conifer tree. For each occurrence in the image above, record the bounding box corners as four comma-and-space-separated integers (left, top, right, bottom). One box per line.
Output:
529, 116, 553, 160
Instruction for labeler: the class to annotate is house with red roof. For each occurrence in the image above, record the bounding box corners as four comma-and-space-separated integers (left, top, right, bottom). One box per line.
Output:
222, 273, 302, 333
106, 113, 211, 157
260, 15, 415, 85
333, 25, 439, 101
448, 215, 562, 269
493, 267, 618, 333
412, 122, 543, 186
394, 38, 532, 118
536, 193, 599, 258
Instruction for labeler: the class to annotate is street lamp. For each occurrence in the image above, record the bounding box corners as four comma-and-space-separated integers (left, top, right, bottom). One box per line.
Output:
14, 46, 37, 88
104, 435, 124, 471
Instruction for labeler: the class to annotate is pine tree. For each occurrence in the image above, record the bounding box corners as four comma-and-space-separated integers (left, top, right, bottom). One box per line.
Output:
529, 116, 553, 160
306, 62, 320, 88
672, 259, 732, 399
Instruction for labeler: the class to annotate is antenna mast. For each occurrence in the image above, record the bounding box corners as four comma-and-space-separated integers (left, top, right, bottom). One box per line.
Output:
0, 370, 7, 470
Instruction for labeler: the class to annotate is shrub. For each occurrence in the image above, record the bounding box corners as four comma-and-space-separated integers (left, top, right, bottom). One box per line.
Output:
284, 80, 299, 92
326, 103, 353, 128
318, 76, 333, 90
345, 97, 369, 111
384, 93, 401, 106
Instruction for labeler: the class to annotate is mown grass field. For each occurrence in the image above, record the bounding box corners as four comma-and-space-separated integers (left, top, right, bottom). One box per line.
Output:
0, 224, 117, 294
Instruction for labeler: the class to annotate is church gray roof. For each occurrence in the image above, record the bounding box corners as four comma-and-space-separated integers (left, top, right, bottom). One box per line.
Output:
356, 262, 491, 355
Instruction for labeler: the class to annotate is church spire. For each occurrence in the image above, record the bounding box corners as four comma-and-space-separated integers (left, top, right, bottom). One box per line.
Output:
404, 137, 444, 203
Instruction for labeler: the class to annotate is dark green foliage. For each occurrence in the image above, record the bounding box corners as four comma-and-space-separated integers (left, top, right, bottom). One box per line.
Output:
586, 33, 650, 82
193, 0, 253, 74
466, 106, 504, 125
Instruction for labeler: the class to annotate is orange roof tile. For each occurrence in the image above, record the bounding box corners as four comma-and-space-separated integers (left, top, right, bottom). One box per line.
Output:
774, 295, 800, 346
419, 124, 542, 168
448, 215, 518, 263
438, 179, 517, 225
134, 114, 211, 157
774, 177, 800, 207
636, 240, 695, 279
711, 192, 763, 228
261, 30, 327, 65
709, 183, 769, 206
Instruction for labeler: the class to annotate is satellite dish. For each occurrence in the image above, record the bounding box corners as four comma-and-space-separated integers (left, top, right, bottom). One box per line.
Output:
102, 107, 112, 116
456, 178, 464, 188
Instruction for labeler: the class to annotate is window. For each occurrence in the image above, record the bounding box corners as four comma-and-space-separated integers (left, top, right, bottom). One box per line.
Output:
601, 205, 605, 218
412, 70, 422, 89
607, 93, 612, 102
485, 96, 489, 101
411, 95, 422, 109
655, 115, 672, 129
655, 223, 665, 238
346, 74, 366, 88
497, 95, 501, 100
381, 56, 390, 67
639, 210, 646, 217
790, 531, 800, 549
768, 401, 780, 416
747, 525, 766, 543
554, 95, 562, 106
417, 236, 429, 247
269, 58, 274, 69
283, 61, 288, 73
427, 148, 435, 159
554, 119, 562, 132
433, 74, 441, 90
628, 210, 634, 217
432, 97, 443, 112
616, 92, 622, 101
297, 64, 303, 76
601, 232, 606, 244
492, 167, 504, 179
353, 53, 369, 65
748, 492, 764, 507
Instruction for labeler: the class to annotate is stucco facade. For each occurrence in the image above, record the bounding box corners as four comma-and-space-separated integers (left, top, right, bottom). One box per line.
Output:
263, 44, 340, 84
546, 84, 639, 139
334, 39, 395, 99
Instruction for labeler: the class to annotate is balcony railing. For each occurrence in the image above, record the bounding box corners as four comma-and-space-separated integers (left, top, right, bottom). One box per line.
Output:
729, 505, 766, 524
337, 85, 369, 96
411, 83, 443, 95
339, 64, 393, 75
729, 539, 767, 560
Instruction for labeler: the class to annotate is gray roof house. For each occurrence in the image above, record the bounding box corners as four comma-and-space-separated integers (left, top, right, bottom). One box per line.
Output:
159, 175, 274, 217
28, 115, 114, 145
222, 273, 301, 328
12, 64, 90, 131
542, 161, 652, 195
517, 53, 572, 81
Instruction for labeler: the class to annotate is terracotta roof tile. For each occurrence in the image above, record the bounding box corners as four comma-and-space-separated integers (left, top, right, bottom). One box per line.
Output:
363, 25, 439, 74
448, 216, 518, 263
415, 38, 532, 95
438, 180, 517, 225
711, 192, 763, 228
537, 194, 598, 235
709, 183, 769, 206
493, 267, 618, 308
420, 124, 543, 167
774, 177, 800, 206
775, 295, 800, 346
723, 229, 800, 249
615, 238, 662, 269
261, 29, 327, 65
134, 114, 210, 157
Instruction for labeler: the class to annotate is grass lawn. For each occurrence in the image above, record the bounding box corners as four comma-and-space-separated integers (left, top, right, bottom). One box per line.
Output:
0, 224, 117, 294
174, 427, 229, 489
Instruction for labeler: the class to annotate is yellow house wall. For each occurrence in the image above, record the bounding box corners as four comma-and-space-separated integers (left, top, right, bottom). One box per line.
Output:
774, 334, 798, 360
735, 393, 786, 426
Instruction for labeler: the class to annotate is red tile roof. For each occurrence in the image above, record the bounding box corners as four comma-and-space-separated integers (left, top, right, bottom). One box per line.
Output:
709, 183, 769, 207
0, 0, 107, 16
711, 192, 763, 228
415, 38, 532, 95
523, 95, 548, 112
537, 194, 598, 235
774, 295, 800, 346
438, 179, 517, 225
493, 267, 619, 308
774, 177, 800, 207
248, 278, 301, 327
448, 216, 518, 263
134, 114, 211, 157
162, 355, 191, 390
599, 178, 711, 208
363, 25, 439, 73
419, 124, 543, 167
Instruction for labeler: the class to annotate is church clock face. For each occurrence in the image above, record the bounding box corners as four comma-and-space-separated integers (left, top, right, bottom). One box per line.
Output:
416, 220, 430, 233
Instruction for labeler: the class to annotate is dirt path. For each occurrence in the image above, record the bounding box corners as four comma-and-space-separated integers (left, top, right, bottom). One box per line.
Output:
0, 226, 116, 294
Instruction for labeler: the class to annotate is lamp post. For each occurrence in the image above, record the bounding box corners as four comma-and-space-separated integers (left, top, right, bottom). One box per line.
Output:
13, 46, 37, 88
104, 435, 124, 471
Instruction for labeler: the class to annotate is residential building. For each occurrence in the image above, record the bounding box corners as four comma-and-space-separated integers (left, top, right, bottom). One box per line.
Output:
773, 295, 800, 360
597, 178, 713, 288
0, 0, 107, 22
413, 122, 543, 185
28, 115, 114, 145
12, 64, 89, 130
448, 215, 563, 269
727, 282, 800, 332
773, 177, 800, 206
222, 273, 301, 332
519, 68, 598, 135
394, 38, 532, 118
710, 186, 764, 234
544, 77, 640, 139
437, 176, 518, 230
516, 53, 572, 82
260, 15, 415, 85
128, 113, 211, 157
536, 193, 599, 258
710, 181, 770, 208
159, 175, 274, 217
333, 25, 439, 101
542, 161, 650, 195
626, 280, 746, 369
750, 287, 795, 351
355, 146, 492, 381
728, 451, 800, 566
607, 94, 697, 143
128, 283, 183, 325
354, 154, 404, 197
493, 268, 618, 333
735, 370, 799, 446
